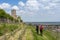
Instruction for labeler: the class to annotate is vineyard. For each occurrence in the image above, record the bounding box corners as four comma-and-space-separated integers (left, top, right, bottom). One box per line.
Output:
0, 23, 60, 40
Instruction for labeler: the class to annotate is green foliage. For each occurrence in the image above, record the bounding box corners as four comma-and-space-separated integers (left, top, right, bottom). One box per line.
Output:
17, 16, 21, 20
0, 9, 6, 18
0, 9, 23, 23
0, 23, 19, 36
15, 19, 19, 22
0, 9, 14, 21
20, 20, 23, 22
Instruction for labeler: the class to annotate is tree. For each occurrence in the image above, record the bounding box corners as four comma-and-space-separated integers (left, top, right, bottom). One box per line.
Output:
0, 9, 14, 22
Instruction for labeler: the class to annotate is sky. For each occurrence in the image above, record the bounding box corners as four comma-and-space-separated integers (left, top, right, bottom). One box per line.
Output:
0, 0, 60, 22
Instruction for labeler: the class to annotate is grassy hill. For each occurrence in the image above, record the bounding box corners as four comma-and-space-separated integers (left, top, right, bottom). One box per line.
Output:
0, 23, 60, 40
29, 25, 57, 40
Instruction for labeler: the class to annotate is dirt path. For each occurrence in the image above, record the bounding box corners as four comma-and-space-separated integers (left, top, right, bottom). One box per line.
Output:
22, 28, 34, 40
8, 27, 26, 40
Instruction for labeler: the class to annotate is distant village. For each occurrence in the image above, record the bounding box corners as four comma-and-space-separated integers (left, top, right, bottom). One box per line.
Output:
0, 9, 23, 23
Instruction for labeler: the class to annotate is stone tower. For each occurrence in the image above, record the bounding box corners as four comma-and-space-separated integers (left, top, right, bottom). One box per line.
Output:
11, 9, 17, 19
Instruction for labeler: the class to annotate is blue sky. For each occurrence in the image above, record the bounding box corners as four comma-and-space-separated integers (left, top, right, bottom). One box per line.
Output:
0, 0, 27, 5
0, 0, 60, 22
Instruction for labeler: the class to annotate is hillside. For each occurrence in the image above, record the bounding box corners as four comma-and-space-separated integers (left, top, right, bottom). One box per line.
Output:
0, 9, 60, 40
0, 23, 60, 40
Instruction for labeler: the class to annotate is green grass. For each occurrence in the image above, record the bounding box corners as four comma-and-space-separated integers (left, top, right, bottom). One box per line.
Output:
44, 30, 56, 40
0, 23, 20, 36
30, 26, 56, 40
31, 27, 44, 40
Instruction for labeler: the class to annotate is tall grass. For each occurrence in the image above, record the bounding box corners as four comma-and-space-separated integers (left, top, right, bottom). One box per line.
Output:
0, 23, 19, 36
30, 26, 56, 40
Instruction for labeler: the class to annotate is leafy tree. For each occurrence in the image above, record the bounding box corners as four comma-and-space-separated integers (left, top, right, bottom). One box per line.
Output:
0, 9, 14, 21
0, 9, 23, 23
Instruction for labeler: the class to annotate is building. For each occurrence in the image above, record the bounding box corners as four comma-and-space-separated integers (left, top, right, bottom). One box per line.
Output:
11, 9, 17, 19
11, 9, 22, 23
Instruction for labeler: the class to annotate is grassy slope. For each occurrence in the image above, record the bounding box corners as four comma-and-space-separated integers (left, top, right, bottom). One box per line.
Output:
0, 24, 59, 40
22, 26, 33, 40
0, 23, 21, 36
30, 26, 56, 40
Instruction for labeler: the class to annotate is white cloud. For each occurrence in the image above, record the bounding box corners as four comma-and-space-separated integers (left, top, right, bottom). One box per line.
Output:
48, 12, 55, 15
52, 0, 60, 2
0, 5, 3, 9
43, 6, 50, 10
13, 0, 60, 22
38, 0, 51, 2
25, 0, 39, 11
19, 10, 25, 14
49, 3, 57, 7
0, 3, 11, 9
24, 0, 57, 11
18, 1, 25, 7
43, 3, 56, 10
12, 5, 19, 10
42, 0, 51, 2
0, 0, 60, 22
17, 10, 26, 16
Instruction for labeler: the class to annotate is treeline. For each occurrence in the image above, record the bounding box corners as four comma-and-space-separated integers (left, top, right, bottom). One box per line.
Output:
0, 9, 23, 23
